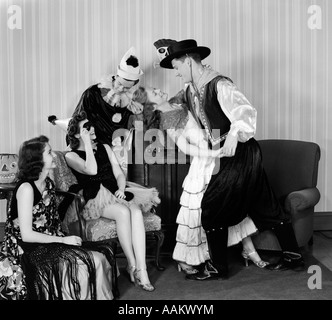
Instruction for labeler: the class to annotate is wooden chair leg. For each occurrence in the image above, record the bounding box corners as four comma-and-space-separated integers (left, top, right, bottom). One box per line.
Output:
111, 241, 120, 299
151, 230, 165, 271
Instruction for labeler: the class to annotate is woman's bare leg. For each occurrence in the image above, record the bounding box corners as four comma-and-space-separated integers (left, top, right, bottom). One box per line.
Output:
129, 204, 146, 268
102, 204, 136, 268
242, 236, 263, 263
129, 203, 151, 284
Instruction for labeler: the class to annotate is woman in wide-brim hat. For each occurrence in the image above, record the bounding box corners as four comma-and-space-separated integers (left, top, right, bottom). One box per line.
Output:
157, 38, 304, 281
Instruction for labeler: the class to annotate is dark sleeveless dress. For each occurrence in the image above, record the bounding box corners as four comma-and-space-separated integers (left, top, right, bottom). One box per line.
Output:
0, 177, 116, 300
70, 143, 119, 202
68, 143, 135, 220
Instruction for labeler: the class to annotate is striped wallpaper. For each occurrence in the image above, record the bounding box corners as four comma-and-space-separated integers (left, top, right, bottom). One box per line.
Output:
0, 0, 331, 221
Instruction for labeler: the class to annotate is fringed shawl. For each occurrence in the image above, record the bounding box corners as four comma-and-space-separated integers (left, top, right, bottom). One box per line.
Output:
20, 241, 116, 300
0, 177, 116, 300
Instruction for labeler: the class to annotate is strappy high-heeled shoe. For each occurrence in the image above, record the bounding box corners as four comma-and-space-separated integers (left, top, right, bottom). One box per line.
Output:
241, 250, 270, 268
126, 265, 136, 283
177, 262, 199, 275
133, 268, 155, 292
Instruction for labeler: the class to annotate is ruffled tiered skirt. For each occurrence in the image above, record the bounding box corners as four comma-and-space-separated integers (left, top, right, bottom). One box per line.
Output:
172, 156, 258, 266
172, 156, 214, 266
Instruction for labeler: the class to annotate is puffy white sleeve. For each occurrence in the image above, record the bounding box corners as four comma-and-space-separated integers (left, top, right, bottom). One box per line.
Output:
217, 80, 257, 142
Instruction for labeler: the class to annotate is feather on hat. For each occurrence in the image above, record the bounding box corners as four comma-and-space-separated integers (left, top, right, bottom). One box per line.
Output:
153, 39, 178, 62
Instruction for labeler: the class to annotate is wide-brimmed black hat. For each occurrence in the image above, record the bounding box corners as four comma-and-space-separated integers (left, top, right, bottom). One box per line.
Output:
159, 39, 211, 69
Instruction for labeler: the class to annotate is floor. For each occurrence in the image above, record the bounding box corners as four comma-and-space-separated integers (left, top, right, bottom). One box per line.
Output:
116, 230, 332, 301
311, 230, 332, 271
156, 230, 332, 270
1, 231, 331, 270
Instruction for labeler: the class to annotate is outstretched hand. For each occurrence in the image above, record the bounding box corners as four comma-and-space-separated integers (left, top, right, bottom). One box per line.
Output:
210, 134, 238, 158
221, 134, 238, 157
115, 189, 126, 199
128, 100, 144, 114
63, 235, 82, 246
211, 148, 225, 158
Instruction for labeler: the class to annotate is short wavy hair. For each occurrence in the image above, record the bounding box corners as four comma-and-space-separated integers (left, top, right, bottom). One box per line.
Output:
132, 87, 161, 130
67, 110, 87, 150
17, 135, 49, 181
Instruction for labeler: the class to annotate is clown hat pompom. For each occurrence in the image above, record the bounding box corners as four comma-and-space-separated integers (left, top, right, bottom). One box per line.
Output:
117, 47, 144, 81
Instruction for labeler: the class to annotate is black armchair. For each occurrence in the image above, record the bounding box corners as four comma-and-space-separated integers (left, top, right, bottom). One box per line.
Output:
252, 139, 321, 250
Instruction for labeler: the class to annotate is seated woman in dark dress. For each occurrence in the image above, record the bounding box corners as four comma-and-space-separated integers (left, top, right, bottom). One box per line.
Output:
65, 111, 155, 292
0, 135, 116, 300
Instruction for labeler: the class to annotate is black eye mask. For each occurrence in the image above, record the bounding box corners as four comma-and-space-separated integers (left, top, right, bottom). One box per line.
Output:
83, 121, 93, 131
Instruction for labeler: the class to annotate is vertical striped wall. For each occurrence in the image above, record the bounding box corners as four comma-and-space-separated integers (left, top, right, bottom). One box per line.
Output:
0, 0, 331, 221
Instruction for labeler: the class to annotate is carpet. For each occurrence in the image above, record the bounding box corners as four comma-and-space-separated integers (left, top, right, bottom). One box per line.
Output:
116, 247, 332, 300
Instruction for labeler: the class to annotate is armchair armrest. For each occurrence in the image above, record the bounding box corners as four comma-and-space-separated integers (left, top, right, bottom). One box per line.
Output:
284, 187, 321, 212
55, 189, 87, 241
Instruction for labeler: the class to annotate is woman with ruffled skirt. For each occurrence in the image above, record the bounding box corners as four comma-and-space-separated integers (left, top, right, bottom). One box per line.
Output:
131, 87, 268, 277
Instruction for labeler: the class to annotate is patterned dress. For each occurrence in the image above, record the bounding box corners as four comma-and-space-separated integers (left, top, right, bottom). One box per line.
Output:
0, 177, 115, 300
161, 107, 257, 267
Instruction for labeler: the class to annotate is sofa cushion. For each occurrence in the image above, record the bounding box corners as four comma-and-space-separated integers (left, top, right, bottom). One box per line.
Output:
51, 150, 161, 241
51, 151, 78, 192
86, 211, 162, 242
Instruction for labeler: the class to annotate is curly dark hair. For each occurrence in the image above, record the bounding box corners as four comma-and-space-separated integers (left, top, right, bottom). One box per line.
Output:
132, 87, 161, 130
17, 135, 49, 181
67, 111, 87, 150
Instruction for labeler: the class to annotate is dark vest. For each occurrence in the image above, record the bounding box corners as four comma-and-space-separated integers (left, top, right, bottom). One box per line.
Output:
186, 76, 231, 146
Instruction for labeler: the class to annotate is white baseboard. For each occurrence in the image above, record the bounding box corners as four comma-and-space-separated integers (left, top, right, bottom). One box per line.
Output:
314, 211, 332, 231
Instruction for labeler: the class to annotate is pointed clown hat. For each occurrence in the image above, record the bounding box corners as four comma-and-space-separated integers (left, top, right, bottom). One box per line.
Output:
153, 38, 178, 62
117, 47, 144, 81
